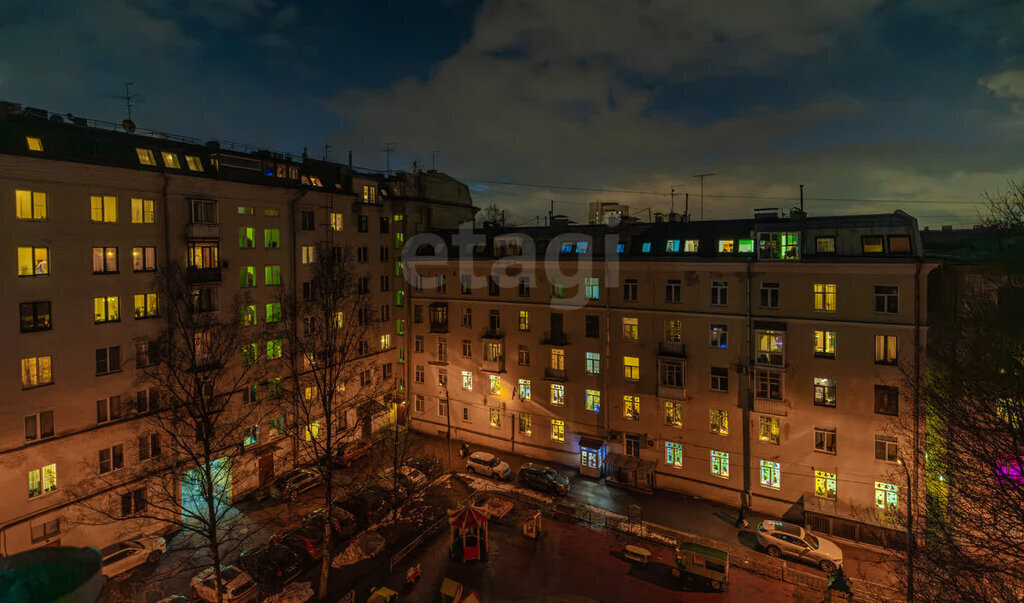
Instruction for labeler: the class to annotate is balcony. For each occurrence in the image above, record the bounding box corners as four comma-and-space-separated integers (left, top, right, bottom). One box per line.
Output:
753, 397, 788, 416
481, 356, 505, 373
429, 321, 449, 334
756, 351, 785, 367
658, 341, 686, 357
542, 331, 568, 346
186, 223, 220, 239
482, 328, 504, 339
428, 353, 448, 366
544, 368, 567, 382
186, 267, 222, 283
657, 384, 686, 400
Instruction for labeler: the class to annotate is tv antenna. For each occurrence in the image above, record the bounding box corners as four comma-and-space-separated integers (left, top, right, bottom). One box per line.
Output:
692, 173, 717, 221
385, 143, 395, 177
103, 82, 142, 131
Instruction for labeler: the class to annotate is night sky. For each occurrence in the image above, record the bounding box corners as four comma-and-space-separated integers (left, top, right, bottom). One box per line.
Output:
3, 0, 1023, 226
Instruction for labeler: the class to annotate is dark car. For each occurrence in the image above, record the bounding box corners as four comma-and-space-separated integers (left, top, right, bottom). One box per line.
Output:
304, 506, 359, 541
236, 542, 302, 586
277, 506, 359, 560
327, 440, 372, 468
340, 489, 390, 528
517, 463, 570, 496
270, 468, 321, 501
406, 456, 443, 479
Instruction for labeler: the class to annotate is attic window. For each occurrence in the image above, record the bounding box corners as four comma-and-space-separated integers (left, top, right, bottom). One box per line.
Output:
161, 152, 181, 169
26, 137, 43, 152
309, 176, 323, 187
719, 240, 735, 253
862, 236, 884, 254
560, 243, 574, 254
641, 242, 651, 253
576, 241, 589, 254
738, 239, 754, 253
616, 243, 626, 253
888, 236, 911, 254
684, 239, 699, 253
136, 148, 156, 166
666, 240, 680, 252
185, 155, 204, 172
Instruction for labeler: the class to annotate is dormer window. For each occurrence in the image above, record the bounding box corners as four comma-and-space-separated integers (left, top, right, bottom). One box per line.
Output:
738, 239, 754, 253
26, 137, 43, 152
888, 236, 911, 254
560, 243, 574, 254
185, 155, 204, 172
862, 236, 883, 254
718, 240, 735, 253
161, 152, 181, 169
576, 241, 589, 254
757, 232, 799, 260
684, 239, 699, 253
641, 242, 651, 253
309, 176, 323, 187
136, 148, 156, 166
666, 240, 680, 252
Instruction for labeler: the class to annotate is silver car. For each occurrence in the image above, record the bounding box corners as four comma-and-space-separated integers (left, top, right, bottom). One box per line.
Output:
755, 520, 844, 573
99, 535, 166, 578
466, 451, 512, 480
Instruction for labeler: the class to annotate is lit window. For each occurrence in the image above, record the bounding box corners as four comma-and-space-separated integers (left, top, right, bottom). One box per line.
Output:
22, 356, 53, 388
161, 151, 181, 169
622, 317, 638, 340
814, 330, 837, 358
240, 266, 256, 288
517, 379, 531, 401
738, 239, 754, 253
584, 277, 599, 300
133, 246, 156, 272
718, 240, 734, 253
265, 229, 281, 249
519, 310, 530, 331
239, 227, 255, 248
92, 247, 118, 274
94, 296, 120, 323
265, 265, 281, 285
242, 305, 256, 327
243, 425, 260, 447
489, 375, 501, 395
814, 470, 837, 499
862, 235, 884, 254
28, 463, 58, 498
816, 236, 836, 254
585, 389, 601, 412
623, 356, 639, 380
710, 324, 728, 348
550, 348, 565, 370
561, 242, 574, 254
711, 451, 729, 478
684, 239, 699, 253
26, 136, 43, 152
185, 155, 204, 171
15, 190, 47, 220
757, 232, 799, 260
641, 242, 651, 253
665, 442, 683, 468
330, 212, 343, 231
136, 148, 156, 166
813, 283, 837, 312
304, 421, 320, 441
489, 408, 502, 428
133, 293, 158, 319
585, 352, 601, 375
519, 414, 532, 436
874, 482, 898, 512
266, 303, 282, 324
665, 402, 683, 427
710, 409, 729, 435
666, 240, 680, 252
576, 241, 589, 253
624, 395, 640, 420
90, 195, 117, 223
814, 377, 837, 407
551, 384, 565, 406
130, 198, 155, 224
875, 335, 898, 366
301, 245, 315, 264
760, 460, 780, 490
266, 339, 282, 359
551, 419, 565, 442
759, 416, 780, 444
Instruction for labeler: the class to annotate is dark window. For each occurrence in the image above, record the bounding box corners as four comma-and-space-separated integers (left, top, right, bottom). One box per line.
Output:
121, 488, 147, 517
874, 385, 899, 416
519, 277, 531, 297
875, 286, 898, 314
413, 305, 423, 323
461, 275, 472, 294
760, 283, 779, 309
380, 217, 390, 233
665, 280, 681, 303
624, 279, 638, 302
888, 236, 911, 254
20, 301, 52, 332
357, 247, 369, 263
380, 246, 389, 261
488, 277, 499, 296
585, 315, 599, 338
96, 346, 122, 376
710, 367, 728, 392
302, 281, 312, 301
301, 211, 315, 230
816, 236, 836, 254
357, 215, 368, 232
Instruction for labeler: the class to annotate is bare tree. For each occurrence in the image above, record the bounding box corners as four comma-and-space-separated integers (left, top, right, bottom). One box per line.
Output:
474, 203, 505, 228
70, 262, 271, 603
278, 242, 395, 599
891, 182, 1024, 601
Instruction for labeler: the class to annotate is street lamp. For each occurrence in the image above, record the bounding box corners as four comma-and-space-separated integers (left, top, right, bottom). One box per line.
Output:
897, 458, 914, 602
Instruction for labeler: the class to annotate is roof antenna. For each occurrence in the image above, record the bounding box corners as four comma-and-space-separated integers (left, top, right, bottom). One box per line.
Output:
104, 82, 141, 132
800, 184, 804, 213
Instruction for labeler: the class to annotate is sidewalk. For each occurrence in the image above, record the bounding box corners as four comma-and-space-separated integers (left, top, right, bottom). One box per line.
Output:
408, 432, 899, 590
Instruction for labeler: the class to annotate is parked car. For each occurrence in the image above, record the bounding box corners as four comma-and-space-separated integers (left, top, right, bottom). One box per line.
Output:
396, 465, 429, 490
466, 451, 512, 480
328, 440, 372, 467
277, 506, 358, 560
190, 565, 258, 603
237, 542, 303, 586
755, 520, 844, 573
99, 535, 166, 578
270, 467, 321, 501
340, 488, 390, 527
517, 463, 570, 496
406, 456, 443, 479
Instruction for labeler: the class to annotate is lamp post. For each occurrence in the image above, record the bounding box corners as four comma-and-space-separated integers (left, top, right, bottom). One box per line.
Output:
897, 458, 914, 602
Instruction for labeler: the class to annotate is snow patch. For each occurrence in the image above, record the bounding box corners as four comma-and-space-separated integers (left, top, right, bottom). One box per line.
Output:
331, 530, 386, 567
263, 582, 314, 603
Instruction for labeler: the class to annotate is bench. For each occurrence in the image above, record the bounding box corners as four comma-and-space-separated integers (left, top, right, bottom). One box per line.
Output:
624, 544, 651, 566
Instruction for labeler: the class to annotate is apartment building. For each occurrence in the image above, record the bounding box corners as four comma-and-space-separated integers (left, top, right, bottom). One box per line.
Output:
0, 101, 473, 556
407, 210, 935, 549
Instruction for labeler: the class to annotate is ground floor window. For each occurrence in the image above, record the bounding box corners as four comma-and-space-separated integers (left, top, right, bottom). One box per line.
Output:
665, 442, 683, 468
760, 460, 780, 489
711, 451, 729, 478
815, 470, 837, 499
519, 414, 532, 436
625, 434, 640, 457
551, 419, 564, 442
874, 481, 898, 511
489, 408, 501, 428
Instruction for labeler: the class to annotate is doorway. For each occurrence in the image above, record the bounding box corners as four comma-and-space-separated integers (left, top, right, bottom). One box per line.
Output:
258, 454, 275, 489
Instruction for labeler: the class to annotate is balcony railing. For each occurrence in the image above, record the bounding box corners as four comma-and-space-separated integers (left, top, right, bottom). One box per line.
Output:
753, 397, 788, 416
482, 328, 504, 339
428, 353, 448, 366
657, 384, 685, 400
658, 341, 686, 357
542, 331, 568, 346
186, 223, 220, 239
429, 321, 449, 333
756, 351, 785, 367
186, 267, 222, 283
481, 357, 505, 373
544, 368, 567, 382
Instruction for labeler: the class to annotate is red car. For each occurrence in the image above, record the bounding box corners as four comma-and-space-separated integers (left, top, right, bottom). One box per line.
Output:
328, 440, 372, 468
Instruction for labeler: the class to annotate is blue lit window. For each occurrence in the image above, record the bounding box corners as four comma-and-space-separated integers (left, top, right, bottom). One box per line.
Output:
561, 243, 574, 254
576, 241, 589, 254
641, 242, 651, 253
616, 243, 625, 253
666, 240, 680, 252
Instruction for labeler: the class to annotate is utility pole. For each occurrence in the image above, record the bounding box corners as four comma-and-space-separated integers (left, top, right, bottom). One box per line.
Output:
684, 193, 690, 221
385, 143, 394, 177
693, 173, 717, 221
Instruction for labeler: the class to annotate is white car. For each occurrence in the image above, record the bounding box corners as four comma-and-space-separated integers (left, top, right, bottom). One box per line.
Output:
756, 520, 844, 573
190, 565, 258, 603
397, 465, 429, 490
466, 451, 512, 480
99, 535, 166, 578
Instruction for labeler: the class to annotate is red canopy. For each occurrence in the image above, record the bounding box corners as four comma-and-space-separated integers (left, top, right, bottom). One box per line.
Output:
448, 505, 490, 530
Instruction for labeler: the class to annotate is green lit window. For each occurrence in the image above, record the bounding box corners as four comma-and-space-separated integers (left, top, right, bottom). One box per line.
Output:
266, 339, 282, 359
239, 227, 255, 248
266, 303, 281, 323
240, 266, 255, 287
264, 229, 280, 249
665, 442, 683, 468
265, 265, 281, 285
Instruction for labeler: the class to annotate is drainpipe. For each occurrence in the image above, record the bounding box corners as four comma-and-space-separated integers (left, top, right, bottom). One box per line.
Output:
161, 173, 171, 270
287, 190, 308, 466
742, 261, 753, 509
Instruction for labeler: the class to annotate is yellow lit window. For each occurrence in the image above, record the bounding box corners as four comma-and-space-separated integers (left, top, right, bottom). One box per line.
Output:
718, 240, 734, 253
874, 481, 898, 512
550, 384, 564, 406
131, 198, 155, 224
381, 333, 391, 349
813, 283, 836, 312
710, 409, 729, 435
133, 293, 158, 318
665, 402, 683, 427
489, 375, 501, 395
622, 317, 638, 340
519, 414, 532, 436
814, 330, 837, 358
519, 310, 530, 331
136, 148, 156, 166
624, 395, 640, 420
21, 356, 53, 387
185, 155, 204, 171
815, 470, 837, 499
462, 371, 473, 390
17, 246, 49, 276
624, 356, 640, 380
94, 296, 120, 323
301, 245, 315, 264
550, 348, 565, 370
161, 151, 181, 169
90, 195, 117, 223
304, 421, 320, 441
15, 190, 47, 220
26, 137, 43, 152
330, 212, 343, 231
489, 408, 502, 428
551, 419, 565, 442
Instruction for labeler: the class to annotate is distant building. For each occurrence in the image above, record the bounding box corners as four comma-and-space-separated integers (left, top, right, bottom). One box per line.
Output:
589, 201, 630, 225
